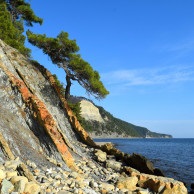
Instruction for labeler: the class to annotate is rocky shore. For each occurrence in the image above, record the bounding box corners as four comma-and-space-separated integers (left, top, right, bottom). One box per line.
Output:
0, 143, 187, 194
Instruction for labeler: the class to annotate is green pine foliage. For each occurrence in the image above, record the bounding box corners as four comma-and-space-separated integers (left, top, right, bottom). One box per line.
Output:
27, 30, 109, 100
68, 54, 109, 99
52, 74, 65, 96
2, 0, 43, 26
67, 102, 84, 122
0, 0, 43, 56
0, 2, 30, 56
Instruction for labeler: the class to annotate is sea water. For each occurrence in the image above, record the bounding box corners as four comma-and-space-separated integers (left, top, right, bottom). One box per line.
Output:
94, 138, 194, 189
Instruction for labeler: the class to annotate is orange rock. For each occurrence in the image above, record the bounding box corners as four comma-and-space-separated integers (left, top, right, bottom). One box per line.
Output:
43, 69, 97, 147
0, 63, 76, 170
137, 173, 187, 194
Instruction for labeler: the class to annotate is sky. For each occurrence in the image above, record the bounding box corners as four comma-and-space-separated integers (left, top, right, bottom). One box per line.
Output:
27, 0, 194, 138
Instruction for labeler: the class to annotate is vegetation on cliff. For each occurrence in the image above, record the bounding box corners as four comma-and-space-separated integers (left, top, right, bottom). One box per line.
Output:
67, 97, 172, 138
0, 0, 42, 56
83, 105, 171, 138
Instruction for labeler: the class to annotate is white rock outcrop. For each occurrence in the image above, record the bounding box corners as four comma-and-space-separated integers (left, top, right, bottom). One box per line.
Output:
80, 100, 104, 123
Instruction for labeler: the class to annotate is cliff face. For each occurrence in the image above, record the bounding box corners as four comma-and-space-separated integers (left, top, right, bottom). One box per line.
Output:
0, 40, 187, 193
0, 39, 95, 169
80, 100, 104, 123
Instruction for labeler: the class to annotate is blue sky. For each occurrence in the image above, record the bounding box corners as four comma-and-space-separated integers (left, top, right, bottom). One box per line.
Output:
27, 0, 194, 138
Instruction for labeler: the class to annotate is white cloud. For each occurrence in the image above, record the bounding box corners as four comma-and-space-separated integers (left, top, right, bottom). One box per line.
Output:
102, 65, 194, 86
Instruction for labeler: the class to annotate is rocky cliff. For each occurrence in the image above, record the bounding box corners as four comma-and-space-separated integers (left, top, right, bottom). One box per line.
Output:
69, 97, 172, 138
0, 40, 187, 193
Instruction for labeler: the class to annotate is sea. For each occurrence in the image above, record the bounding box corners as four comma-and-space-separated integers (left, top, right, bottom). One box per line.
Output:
94, 138, 194, 190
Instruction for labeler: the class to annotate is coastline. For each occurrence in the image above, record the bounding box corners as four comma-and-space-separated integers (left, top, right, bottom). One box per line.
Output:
94, 138, 193, 192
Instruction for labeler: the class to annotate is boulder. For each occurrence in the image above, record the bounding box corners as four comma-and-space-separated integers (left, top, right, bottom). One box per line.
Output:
106, 160, 122, 172
116, 175, 138, 191
94, 149, 107, 162
137, 173, 187, 194
0, 169, 6, 180
6, 171, 18, 180
4, 160, 21, 171
24, 181, 40, 194
14, 179, 26, 193
0, 179, 14, 194
10, 176, 28, 185
136, 187, 150, 194
100, 143, 125, 159
100, 182, 115, 191
127, 153, 164, 176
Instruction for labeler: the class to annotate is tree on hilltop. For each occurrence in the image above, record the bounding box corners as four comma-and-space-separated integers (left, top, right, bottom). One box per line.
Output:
27, 30, 109, 100
0, 0, 42, 56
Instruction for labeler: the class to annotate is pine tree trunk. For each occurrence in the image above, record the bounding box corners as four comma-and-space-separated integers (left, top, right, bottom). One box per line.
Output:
65, 75, 71, 99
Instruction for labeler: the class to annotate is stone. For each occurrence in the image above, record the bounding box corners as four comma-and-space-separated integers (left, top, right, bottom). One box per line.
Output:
137, 187, 150, 194
33, 168, 40, 176
89, 180, 98, 188
100, 182, 115, 191
17, 163, 36, 182
31, 163, 37, 169
120, 188, 133, 193
57, 190, 74, 194
14, 180, 26, 193
137, 173, 187, 194
52, 180, 61, 187
100, 143, 125, 160
94, 149, 107, 162
106, 160, 122, 171
0, 169, 6, 180
126, 153, 156, 175
87, 162, 96, 169
54, 174, 62, 180
10, 176, 28, 185
116, 176, 138, 191
0, 165, 5, 170
0, 179, 14, 194
4, 160, 20, 171
24, 181, 41, 194
123, 166, 140, 176
154, 168, 165, 176
6, 171, 18, 180
69, 171, 79, 179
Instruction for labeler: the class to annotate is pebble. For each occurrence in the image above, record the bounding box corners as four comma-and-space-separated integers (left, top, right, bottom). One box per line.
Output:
0, 146, 185, 194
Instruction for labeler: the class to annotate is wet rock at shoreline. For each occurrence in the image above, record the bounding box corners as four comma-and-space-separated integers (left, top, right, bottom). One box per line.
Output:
127, 153, 164, 176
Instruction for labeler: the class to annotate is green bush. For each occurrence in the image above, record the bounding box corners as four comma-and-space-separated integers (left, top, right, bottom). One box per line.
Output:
53, 74, 65, 96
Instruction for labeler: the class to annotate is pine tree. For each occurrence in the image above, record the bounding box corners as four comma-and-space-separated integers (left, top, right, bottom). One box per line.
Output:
27, 30, 109, 99
0, 2, 30, 56
0, 0, 43, 56
2, 0, 43, 25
